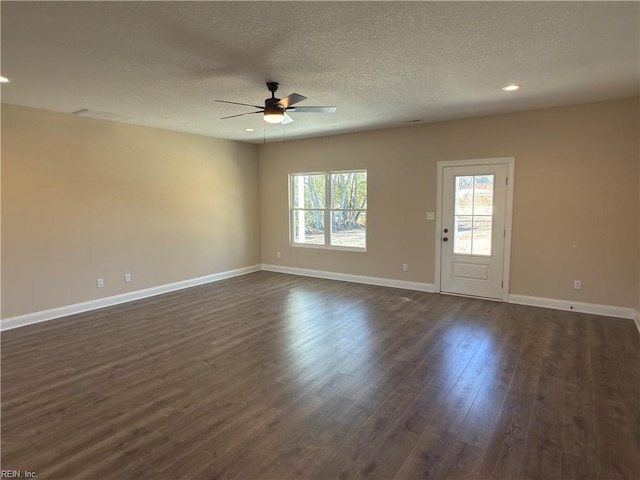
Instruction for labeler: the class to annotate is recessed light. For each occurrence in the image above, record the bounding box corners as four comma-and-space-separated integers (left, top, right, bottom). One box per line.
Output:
502, 84, 521, 91
0, 76, 10, 83
244, 128, 255, 132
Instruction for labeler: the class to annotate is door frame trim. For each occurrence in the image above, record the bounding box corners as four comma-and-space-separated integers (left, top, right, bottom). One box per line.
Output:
435, 157, 515, 302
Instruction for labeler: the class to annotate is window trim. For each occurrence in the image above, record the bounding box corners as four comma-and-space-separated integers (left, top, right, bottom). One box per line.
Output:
289, 170, 367, 252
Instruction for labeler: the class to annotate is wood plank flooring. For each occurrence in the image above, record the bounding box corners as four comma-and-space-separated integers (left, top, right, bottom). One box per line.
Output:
1, 271, 638, 479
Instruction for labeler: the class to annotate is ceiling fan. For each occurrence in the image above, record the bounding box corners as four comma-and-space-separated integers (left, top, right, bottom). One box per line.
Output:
215, 82, 336, 124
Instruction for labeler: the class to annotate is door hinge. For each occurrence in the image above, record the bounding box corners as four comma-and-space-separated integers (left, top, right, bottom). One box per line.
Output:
506, 177, 509, 185
501, 281, 504, 288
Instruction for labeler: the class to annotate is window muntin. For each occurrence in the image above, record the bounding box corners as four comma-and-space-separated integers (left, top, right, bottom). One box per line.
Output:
290, 170, 367, 250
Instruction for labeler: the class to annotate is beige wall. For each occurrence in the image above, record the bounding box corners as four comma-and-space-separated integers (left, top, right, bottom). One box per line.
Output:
2, 104, 260, 318
260, 97, 639, 309
2, 98, 638, 320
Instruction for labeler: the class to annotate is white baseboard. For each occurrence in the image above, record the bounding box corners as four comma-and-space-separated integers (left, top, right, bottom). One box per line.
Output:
3, 264, 635, 331
508, 294, 637, 321
0, 265, 262, 331
261, 264, 436, 293
263, 266, 636, 322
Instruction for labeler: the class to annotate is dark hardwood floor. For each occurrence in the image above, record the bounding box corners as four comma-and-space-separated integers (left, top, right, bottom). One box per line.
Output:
1, 271, 638, 479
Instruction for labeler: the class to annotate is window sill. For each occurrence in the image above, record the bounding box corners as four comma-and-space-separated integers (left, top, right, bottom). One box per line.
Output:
291, 243, 367, 253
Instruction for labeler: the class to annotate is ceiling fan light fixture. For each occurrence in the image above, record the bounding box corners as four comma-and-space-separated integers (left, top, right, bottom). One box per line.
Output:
263, 105, 285, 124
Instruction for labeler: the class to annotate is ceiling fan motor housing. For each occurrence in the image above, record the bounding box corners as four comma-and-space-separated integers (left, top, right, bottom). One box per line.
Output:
264, 104, 285, 116
265, 97, 282, 108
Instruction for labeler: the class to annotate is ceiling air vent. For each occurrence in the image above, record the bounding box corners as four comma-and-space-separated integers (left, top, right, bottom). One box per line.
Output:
71, 109, 130, 122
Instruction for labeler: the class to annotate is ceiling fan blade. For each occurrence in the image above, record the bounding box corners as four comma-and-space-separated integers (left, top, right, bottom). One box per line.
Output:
288, 106, 337, 113
278, 93, 307, 108
281, 113, 294, 125
220, 111, 262, 120
215, 99, 263, 109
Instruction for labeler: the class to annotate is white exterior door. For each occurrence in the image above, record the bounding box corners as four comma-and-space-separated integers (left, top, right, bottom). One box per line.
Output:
438, 159, 513, 300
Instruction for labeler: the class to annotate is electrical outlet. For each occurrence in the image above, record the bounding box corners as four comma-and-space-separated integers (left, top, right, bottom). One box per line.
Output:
96, 278, 104, 288
426, 212, 435, 220
402, 264, 408, 272
124, 273, 132, 282
573, 280, 582, 290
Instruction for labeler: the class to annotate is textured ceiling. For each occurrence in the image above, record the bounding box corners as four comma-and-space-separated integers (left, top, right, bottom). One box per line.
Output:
2, 1, 638, 144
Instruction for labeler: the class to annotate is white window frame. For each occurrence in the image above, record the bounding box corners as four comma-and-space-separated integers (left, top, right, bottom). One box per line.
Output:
289, 170, 367, 251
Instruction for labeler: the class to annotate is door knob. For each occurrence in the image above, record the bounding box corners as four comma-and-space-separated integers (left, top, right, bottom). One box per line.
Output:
443, 228, 449, 233
443, 237, 449, 242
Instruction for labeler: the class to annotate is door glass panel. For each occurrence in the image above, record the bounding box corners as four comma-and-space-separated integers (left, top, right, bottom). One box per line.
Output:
454, 174, 494, 255
455, 176, 474, 215
472, 216, 492, 255
454, 215, 472, 254
473, 175, 494, 215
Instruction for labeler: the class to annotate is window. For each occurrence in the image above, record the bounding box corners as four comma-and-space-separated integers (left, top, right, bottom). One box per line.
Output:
453, 174, 494, 256
290, 170, 367, 250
